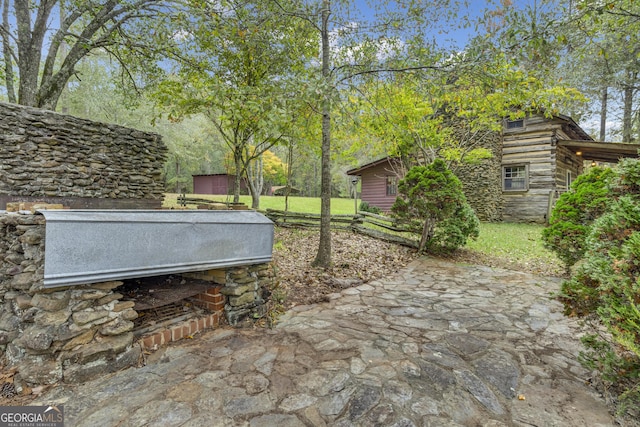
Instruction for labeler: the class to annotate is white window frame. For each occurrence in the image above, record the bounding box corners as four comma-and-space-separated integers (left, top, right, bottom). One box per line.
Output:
503, 164, 529, 192
566, 170, 573, 189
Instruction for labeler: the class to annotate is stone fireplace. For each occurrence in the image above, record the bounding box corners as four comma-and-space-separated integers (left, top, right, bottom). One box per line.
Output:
0, 209, 274, 387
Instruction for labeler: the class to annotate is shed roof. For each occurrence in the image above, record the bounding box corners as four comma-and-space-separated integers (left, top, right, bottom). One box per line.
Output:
346, 157, 400, 175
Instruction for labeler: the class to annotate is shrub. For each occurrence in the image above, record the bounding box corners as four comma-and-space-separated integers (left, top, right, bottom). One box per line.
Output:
559, 159, 640, 417
428, 203, 480, 253
542, 166, 614, 271
359, 201, 381, 214
391, 158, 479, 253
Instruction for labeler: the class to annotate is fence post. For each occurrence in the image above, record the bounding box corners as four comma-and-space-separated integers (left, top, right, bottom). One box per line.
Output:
546, 190, 558, 225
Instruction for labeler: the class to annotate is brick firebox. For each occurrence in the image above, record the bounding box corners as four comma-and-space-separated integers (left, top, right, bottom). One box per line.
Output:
140, 285, 225, 351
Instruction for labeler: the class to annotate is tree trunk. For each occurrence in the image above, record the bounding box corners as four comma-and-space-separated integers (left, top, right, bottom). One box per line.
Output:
15, 0, 39, 106
622, 70, 636, 142
1, 0, 16, 103
175, 157, 182, 193
312, 0, 332, 268
599, 86, 607, 141
247, 154, 263, 209
13, 0, 58, 106
285, 140, 293, 212
233, 149, 243, 203
418, 218, 433, 253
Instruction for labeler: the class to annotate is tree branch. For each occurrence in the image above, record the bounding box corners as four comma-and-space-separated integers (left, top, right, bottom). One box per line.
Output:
38, 0, 166, 108
271, 0, 321, 32
337, 63, 453, 83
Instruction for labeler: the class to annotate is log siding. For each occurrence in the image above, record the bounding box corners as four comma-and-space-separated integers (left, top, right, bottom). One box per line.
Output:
502, 114, 585, 223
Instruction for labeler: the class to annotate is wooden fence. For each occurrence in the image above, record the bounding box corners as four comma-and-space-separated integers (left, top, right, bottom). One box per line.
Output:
263, 209, 419, 249
177, 194, 249, 210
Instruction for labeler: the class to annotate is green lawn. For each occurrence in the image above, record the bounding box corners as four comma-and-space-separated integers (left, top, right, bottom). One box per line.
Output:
163, 193, 358, 214
467, 222, 558, 265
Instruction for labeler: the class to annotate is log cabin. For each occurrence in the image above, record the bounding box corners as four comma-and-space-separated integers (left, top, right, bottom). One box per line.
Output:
347, 113, 640, 223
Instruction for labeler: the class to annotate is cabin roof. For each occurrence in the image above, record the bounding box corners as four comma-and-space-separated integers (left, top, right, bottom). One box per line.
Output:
558, 140, 640, 163
555, 113, 594, 141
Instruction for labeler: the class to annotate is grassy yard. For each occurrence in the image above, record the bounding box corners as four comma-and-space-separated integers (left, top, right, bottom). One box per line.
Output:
163, 193, 358, 214
468, 222, 557, 264
467, 222, 563, 276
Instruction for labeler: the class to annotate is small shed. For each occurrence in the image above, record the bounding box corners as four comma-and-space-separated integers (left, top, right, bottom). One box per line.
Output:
270, 186, 301, 196
346, 157, 404, 212
192, 174, 246, 195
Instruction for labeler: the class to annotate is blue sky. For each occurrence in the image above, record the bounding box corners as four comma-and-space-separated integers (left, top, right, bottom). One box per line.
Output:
348, 0, 539, 49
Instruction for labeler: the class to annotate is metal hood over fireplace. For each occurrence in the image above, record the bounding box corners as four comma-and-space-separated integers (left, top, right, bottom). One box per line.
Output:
40, 210, 274, 288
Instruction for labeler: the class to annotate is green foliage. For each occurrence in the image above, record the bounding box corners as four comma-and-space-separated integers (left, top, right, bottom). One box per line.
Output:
578, 334, 640, 417
391, 159, 479, 253
59, 56, 225, 192
359, 201, 381, 215
152, 0, 316, 204
430, 203, 480, 253
570, 1, 640, 141
542, 167, 614, 270
558, 159, 640, 417
345, 51, 585, 171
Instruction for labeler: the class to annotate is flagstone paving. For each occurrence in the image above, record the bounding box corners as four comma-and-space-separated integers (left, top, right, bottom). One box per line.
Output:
37, 258, 618, 426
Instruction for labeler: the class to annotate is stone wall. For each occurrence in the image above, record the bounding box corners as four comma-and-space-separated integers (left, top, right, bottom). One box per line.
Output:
455, 129, 504, 222
0, 212, 140, 386
185, 264, 273, 327
0, 102, 167, 209
0, 211, 273, 387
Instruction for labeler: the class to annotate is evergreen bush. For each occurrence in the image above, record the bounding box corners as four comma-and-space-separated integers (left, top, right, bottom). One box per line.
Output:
359, 201, 381, 214
391, 158, 479, 253
557, 159, 640, 417
542, 166, 614, 271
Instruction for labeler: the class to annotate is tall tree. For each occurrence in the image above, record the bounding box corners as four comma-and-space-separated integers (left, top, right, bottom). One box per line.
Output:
559, 0, 640, 141
153, 0, 315, 208
276, 0, 469, 267
0, 0, 174, 109
315, 0, 331, 266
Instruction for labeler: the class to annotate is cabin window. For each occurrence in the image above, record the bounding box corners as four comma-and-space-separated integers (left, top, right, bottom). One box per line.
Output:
386, 176, 398, 196
503, 164, 528, 191
566, 170, 573, 189
506, 119, 524, 129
